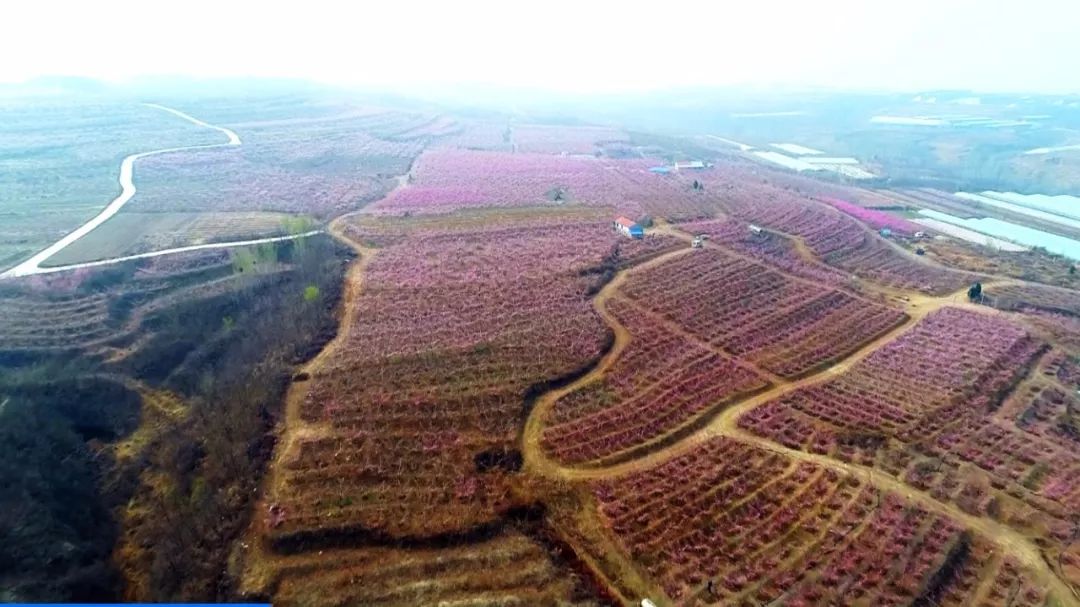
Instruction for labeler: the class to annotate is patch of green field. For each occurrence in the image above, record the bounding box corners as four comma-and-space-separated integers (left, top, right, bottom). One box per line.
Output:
43, 211, 304, 266
0, 245, 35, 271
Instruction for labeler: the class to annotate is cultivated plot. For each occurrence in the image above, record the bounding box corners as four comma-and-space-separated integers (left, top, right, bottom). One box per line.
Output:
592, 437, 1054, 606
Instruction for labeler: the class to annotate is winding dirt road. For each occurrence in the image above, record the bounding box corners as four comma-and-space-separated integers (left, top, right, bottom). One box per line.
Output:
237, 181, 407, 595
522, 247, 695, 478
263, 214, 378, 497
1, 103, 242, 279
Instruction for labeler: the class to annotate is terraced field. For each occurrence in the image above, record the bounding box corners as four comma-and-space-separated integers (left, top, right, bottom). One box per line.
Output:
225, 150, 1080, 607
512, 124, 630, 155
591, 438, 1054, 607
695, 166, 977, 294
620, 248, 907, 378
248, 529, 606, 606
11, 102, 1080, 606
0, 251, 242, 353
523, 276, 1079, 605
541, 295, 770, 465
239, 208, 625, 603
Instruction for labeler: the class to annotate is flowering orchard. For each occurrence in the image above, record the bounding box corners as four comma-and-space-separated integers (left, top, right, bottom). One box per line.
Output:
264, 212, 622, 543
371, 149, 715, 218
729, 196, 970, 294
742, 308, 1038, 450
591, 438, 1051, 606
131, 108, 436, 217
746, 165, 906, 208
258, 529, 601, 605
739, 308, 1043, 466
541, 297, 769, 465
132, 109, 433, 217
347, 110, 460, 141
435, 120, 513, 151
386, 115, 462, 141
609, 233, 684, 269
679, 218, 852, 287
986, 283, 1080, 316
135, 146, 389, 217
1015, 310, 1080, 355
0, 248, 241, 350
818, 197, 922, 235
620, 248, 907, 378
695, 166, 975, 294
218, 139, 1080, 604
740, 307, 1080, 588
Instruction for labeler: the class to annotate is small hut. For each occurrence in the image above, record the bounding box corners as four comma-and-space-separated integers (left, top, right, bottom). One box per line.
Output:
614, 216, 644, 239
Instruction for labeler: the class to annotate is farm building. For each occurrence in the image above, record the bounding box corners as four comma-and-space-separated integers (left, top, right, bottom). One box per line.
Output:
649, 166, 672, 174
614, 216, 644, 239
674, 160, 707, 170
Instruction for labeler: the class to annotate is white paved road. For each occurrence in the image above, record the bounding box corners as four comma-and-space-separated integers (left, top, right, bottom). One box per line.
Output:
1, 104, 242, 279
14, 230, 323, 276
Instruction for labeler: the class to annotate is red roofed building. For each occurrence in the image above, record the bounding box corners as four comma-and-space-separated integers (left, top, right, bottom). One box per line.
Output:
614, 216, 644, 239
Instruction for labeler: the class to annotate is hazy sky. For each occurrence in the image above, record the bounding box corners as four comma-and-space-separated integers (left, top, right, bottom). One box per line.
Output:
3, 0, 1077, 94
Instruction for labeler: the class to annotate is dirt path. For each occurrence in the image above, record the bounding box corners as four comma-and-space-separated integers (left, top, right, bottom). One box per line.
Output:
653, 223, 893, 311
264, 214, 378, 496
255, 156, 419, 487
237, 181, 405, 593
521, 247, 694, 479
725, 427, 1080, 606
525, 279, 984, 482
522, 234, 1080, 606
238, 232, 377, 592
787, 232, 819, 266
